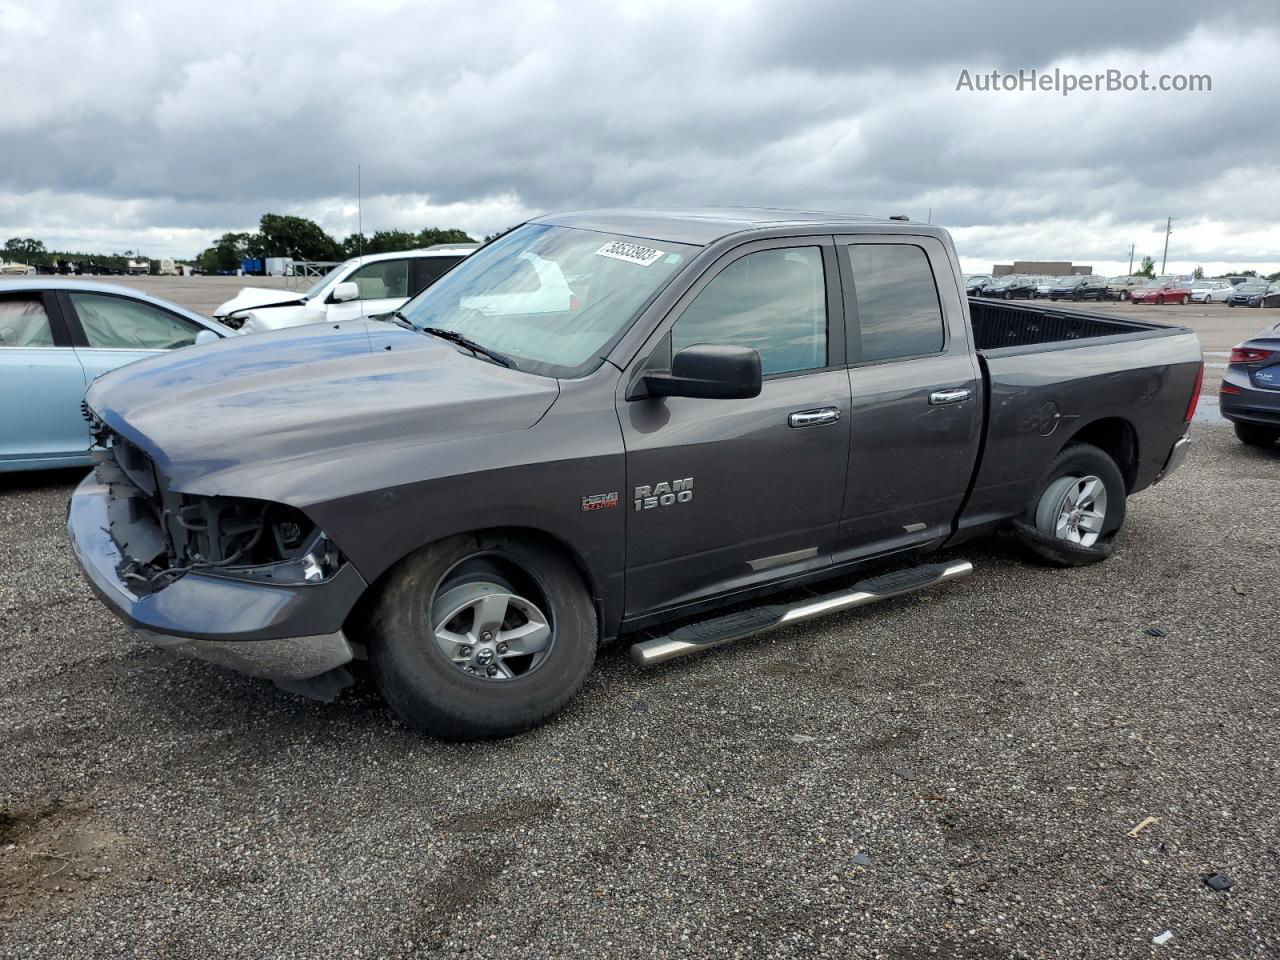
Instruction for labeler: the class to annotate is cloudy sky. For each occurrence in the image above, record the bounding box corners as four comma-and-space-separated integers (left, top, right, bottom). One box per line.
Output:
2, 0, 1277, 275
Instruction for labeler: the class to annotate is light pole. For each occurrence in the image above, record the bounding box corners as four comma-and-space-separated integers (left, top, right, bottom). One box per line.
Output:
1127, 243, 1134, 275
1160, 217, 1172, 275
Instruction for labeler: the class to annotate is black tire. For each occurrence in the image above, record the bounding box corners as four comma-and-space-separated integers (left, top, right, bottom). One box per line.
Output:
368, 532, 597, 740
1234, 422, 1280, 447
1015, 442, 1127, 567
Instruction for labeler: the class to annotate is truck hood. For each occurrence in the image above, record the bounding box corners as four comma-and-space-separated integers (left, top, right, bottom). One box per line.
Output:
85, 320, 560, 501
213, 285, 309, 317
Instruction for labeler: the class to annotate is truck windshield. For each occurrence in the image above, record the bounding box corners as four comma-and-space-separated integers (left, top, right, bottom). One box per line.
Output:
398, 223, 696, 378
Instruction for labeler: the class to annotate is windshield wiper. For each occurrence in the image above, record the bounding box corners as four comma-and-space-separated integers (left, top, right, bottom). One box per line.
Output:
420, 327, 514, 368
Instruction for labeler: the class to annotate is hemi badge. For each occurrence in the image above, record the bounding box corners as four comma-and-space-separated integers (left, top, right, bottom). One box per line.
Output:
581, 492, 619, 512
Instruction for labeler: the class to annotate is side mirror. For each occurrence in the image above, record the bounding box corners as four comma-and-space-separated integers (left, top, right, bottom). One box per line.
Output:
331, 281, 360, 303
194, 329, 220, 346
642, 344, 762, 400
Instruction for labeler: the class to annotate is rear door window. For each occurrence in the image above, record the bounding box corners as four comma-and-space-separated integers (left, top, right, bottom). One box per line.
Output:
844, 244, 944, 364
0, 295, 55, 347
68, 292, 200, 349
410, 256, 464, 296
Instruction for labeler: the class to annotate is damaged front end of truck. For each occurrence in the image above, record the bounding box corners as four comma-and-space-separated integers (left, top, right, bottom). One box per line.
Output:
68, 405, 367, 700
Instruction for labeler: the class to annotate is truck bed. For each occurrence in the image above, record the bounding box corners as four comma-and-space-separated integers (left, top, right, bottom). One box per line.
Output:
957, 296, 1203, 538
967, 297, 1182, 354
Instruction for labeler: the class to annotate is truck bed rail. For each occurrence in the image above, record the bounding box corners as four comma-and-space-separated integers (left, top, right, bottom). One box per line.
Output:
968, 297, 1168, 352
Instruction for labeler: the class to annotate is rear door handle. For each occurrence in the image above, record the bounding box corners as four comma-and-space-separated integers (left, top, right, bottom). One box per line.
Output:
788, 407, 841, 428
929, 388, 972, 406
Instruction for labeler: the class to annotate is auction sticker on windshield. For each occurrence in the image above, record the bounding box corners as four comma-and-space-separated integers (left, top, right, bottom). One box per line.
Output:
596, 240, 665, 266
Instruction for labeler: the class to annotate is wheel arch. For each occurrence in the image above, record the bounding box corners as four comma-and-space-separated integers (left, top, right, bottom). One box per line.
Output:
1061, 417, 1139, 492
343, 525, 607, 645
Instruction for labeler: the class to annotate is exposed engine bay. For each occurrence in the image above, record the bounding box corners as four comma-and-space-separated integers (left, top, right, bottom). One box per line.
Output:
85, 406, 342, 594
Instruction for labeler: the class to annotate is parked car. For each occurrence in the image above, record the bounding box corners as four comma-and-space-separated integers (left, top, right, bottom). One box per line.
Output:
1032, 277, 1056, 299
1226, 280, 1276, 308
68, 208, 1202, 739
1047, 276, 1110, 302
1106, 276, 1146, 300
0, 279, 227, 472
1188, 279, 1234, 303
1130, 280, 1193, 305
213, 245, 479, 334
1220, 320, 1280, 446
981, 275, 1038, 299
964, 274, 992, 295
1, 261, 36, 275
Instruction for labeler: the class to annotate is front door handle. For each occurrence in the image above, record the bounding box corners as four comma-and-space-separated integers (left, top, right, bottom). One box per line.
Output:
788, 407, 841, 428
929, 388, 972, 406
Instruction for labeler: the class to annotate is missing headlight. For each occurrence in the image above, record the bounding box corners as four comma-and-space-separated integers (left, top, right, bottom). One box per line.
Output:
120, 494, 343, 591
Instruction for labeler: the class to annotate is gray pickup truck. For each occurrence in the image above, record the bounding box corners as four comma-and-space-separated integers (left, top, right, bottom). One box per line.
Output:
69, 209, 1203, 739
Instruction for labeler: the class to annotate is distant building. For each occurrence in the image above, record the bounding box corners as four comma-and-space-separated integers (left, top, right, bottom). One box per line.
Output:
992, 260, 1092, 277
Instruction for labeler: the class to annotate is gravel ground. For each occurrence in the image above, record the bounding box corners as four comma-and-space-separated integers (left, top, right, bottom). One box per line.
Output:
2, 415, 1277, 958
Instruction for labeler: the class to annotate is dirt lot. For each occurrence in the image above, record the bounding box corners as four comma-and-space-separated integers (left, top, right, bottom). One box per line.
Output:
2, 288, 1279, 958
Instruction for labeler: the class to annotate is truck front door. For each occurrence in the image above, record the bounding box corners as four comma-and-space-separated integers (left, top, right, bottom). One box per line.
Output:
832, 235, 983, 561
617, 239, 851, 618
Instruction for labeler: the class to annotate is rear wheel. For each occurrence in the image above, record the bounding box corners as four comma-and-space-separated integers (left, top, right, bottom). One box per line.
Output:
368, 533, 597, 739
1015, 443, 1127, 567
1179, 295, 1187, 304
1234, 422, 1280, 447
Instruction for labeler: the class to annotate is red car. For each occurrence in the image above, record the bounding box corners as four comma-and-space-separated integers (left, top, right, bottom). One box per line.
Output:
1130, 280, 1193, 305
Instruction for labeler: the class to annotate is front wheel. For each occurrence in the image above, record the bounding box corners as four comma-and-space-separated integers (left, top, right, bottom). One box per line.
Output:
368, 533, 598, 739
1179, 295, 1187, 305
1234, 422, 1280, 447
1015, 443, 1127, 567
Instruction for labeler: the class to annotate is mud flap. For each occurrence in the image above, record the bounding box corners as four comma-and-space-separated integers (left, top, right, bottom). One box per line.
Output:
1010, 519, 1115, 567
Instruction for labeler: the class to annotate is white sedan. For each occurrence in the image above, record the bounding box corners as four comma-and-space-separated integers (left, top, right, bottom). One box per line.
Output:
214, 245, 477, 334
1189, 279, 1234, 303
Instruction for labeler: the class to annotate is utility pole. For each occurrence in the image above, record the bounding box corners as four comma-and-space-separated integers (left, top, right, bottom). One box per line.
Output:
1160, 217, 1172, 275
357, 164, 363, 261
1127, 243, 1134, 275
927, 207, 932, 224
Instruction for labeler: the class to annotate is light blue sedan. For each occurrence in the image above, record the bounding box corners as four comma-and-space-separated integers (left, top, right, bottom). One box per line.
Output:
0, 279, 228, 472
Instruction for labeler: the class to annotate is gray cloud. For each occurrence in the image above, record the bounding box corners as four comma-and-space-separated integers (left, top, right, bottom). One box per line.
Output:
0, 0, 1277, 272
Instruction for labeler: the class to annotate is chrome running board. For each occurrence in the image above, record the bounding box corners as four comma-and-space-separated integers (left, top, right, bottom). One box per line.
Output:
628, 560, 974, 667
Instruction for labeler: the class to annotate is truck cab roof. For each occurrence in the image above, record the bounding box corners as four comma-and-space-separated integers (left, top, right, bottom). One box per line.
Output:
532, 207, 945, 247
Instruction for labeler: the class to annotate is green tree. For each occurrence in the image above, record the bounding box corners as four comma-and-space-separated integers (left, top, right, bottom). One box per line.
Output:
366, 230, 421, 255
4, 237, 45, 262
1136, 256, 1156, 278
253, 214, 341, 261
418, 227, 474, 247
197, 231, 253, 273
1192, 265, 1204, 280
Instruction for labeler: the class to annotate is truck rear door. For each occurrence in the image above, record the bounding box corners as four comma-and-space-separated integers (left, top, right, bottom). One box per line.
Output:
831, 235, 983, 561
617, 238, 851, 617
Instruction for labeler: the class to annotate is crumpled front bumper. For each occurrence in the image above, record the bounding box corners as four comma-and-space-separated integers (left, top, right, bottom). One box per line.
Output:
67, 472, 367, 683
